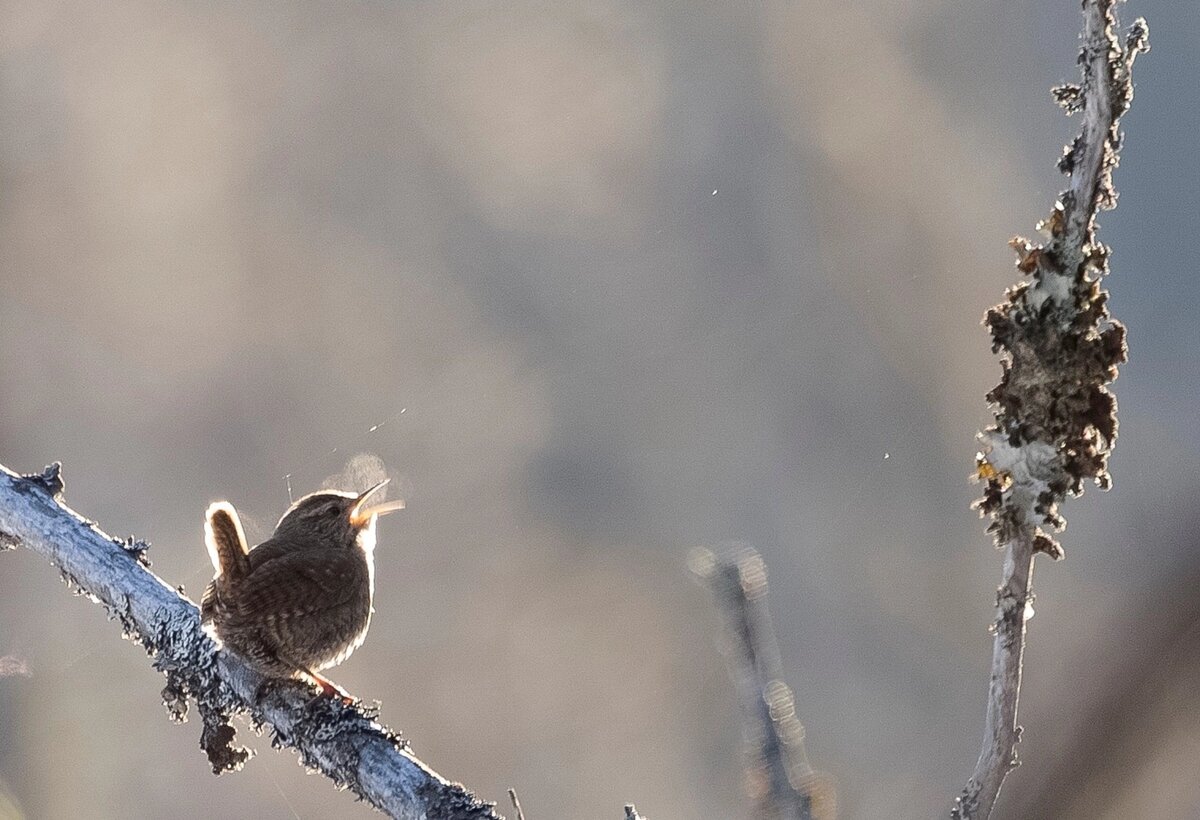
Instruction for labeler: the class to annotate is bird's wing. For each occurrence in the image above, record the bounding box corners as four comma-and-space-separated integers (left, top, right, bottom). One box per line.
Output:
233, 544, 362, 620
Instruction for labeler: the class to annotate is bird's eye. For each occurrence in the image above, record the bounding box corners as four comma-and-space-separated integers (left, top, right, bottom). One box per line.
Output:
327, 504, 343, 518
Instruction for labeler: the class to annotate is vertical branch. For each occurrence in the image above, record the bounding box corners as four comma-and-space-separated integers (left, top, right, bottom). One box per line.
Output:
693, 544, 832, 820
954, 2, 1148, 818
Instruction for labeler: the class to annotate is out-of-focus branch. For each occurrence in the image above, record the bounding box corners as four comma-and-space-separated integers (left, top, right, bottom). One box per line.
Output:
954, 2, 1148, 818
0, 462, 502, 820
692, 545, 832, 820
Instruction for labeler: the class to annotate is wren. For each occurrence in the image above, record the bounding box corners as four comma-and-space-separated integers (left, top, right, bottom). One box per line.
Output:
200, 480, 405, 700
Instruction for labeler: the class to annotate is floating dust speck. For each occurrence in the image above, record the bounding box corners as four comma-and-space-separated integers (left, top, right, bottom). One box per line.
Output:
0, 656, 31, 678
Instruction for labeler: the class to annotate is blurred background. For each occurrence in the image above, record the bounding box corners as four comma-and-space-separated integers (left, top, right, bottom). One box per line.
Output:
0, 1, 1196, 818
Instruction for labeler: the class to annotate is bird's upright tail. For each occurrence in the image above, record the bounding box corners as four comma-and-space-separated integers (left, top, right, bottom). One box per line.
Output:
205, 501, 251, 580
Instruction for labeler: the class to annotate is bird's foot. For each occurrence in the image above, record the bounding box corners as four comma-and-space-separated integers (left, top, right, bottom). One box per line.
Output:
252, 675, 304, 704
308, 671, 356, 706
246, 668, 356, 706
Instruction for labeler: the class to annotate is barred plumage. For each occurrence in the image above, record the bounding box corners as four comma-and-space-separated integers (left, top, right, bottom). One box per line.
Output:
200, 481, 402, 700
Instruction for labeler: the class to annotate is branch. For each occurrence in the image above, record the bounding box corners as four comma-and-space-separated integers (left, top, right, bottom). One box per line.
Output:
954, 2, 1148, 818
0, 461, 502, 820
692, 545, 832, 820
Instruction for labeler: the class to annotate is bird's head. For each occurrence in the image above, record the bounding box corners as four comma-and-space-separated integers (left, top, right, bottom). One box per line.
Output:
273, 480, 405, 549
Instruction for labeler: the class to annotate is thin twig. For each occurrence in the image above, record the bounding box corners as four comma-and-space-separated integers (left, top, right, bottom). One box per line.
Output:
508, 789, 526, 820
692, 544, 831, 820
954, 2, 1147, 817
0, 462, 502, 820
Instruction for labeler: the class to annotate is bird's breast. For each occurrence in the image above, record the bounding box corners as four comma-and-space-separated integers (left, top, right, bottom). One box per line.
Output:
356, 524, 377, 598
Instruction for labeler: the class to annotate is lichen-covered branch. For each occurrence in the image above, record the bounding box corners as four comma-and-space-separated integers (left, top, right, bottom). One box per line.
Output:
0, 461, 502, 820
692, 545, 832, 820
954, 2, 1148, 818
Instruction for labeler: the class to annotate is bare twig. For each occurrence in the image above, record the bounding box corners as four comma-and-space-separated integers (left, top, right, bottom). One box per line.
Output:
954, 2, 1148, 818
692, 545, 832, 820
508, 789, 526, 820
0, 462, 502, 820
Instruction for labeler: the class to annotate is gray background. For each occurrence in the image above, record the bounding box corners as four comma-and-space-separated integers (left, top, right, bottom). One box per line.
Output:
1, 1, 1196, 818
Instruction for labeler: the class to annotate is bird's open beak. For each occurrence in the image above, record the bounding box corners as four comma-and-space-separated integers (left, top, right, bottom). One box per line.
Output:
349, 479, 406, 527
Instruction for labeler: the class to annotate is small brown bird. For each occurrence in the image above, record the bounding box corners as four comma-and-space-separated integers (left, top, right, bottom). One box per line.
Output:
200, 481, 404, 700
